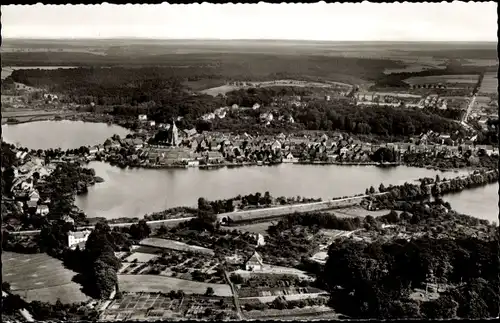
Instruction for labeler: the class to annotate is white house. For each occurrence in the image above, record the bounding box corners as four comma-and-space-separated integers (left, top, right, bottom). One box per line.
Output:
260, 112, 274, 124
149, 121, 156, 127
252, 103, 261, 110
68, 230, 91, 250
62, 215, 75, 224
245, 251, 265, 271
89, 146, 99, 155
138, 114, 148, 121
29, 190, 40, 203
36, 205, 50, 216
255, 234, 266, 247
271, 140, 282, 152
283, 152, 298, 163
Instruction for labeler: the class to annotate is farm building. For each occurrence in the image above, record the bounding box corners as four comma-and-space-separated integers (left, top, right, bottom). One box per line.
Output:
245, 251, 265, 271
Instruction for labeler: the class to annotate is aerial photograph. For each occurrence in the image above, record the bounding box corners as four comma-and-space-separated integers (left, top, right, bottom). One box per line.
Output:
1, 1, 498, 321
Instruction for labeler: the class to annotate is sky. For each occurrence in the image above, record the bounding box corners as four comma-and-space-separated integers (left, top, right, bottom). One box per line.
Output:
1, 2, 497, 41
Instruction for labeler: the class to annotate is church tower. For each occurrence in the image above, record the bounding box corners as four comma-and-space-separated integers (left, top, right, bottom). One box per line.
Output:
169, 120, 179, 146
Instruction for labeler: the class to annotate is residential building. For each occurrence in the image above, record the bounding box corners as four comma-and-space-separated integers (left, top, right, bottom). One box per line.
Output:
245, 251, 265, 271
67, 230, 91, 250
283, 152, 298, 163
138, 114, 148, 121
29, 190, 40, 203
26, 200, 38, 210
36, 205, 50, 216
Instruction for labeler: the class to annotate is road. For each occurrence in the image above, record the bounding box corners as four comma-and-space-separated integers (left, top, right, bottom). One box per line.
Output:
224, 270, 243, 320
461, 94, 476, 129
8, 216, 196, 236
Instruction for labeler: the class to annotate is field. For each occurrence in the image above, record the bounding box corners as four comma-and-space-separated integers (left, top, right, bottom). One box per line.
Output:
139, 237, 215, 255
478, 72, 498, 94
201, 84, 240, 96
118, 274, 233, 297
231, 267, 314, 281
226, 221, 275, 236
201, 79, 352, 97
124, 252, 159, 263
328, 206, 394, 218
2, 251, 89, 304
462, 59, 498, 67
403, 74, 480, 85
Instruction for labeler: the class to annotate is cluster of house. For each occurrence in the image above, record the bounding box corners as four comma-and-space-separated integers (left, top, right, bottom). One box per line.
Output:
9, 153, 56, 217
355, 92, 423, 108
414, 130, 498, 157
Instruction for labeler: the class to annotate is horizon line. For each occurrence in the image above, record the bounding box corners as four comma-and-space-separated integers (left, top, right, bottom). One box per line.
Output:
2, 37, 497, 43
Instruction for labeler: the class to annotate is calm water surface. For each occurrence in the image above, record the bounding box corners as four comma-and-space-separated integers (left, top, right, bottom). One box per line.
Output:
2, 121, 130, 150
75, 162, 476, 220
4, 121, 496, 223
443, 183, 499, 224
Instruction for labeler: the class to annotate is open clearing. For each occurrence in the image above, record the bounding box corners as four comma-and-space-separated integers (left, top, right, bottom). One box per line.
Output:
2, 251, 89, 304
124, 252, 159, 263
200, 84, 240, 96
462, 59, 498, 67
327, 206, 392, 218
139, 238, 215, 255
118, 274, 232, 296
404, 74, 480, 85
225, 221, 274, 236
201, 79, 352, 97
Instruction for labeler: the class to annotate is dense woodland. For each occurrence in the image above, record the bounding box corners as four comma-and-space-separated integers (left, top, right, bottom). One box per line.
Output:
323, 235, 499, 319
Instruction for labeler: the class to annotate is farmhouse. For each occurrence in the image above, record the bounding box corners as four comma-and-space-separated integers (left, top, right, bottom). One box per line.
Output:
245, 251, 265, 271
68, 230, 91, 250
138, 114, 148, 121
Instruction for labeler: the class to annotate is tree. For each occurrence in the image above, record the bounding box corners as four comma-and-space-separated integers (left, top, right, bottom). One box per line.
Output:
205, 287, 215, 296
369, 186, 376, 194
379, 183, 386, 193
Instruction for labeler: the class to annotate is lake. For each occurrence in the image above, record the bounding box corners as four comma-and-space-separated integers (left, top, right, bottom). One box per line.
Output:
74, 161, 481, 220
443, 183, 499, 224
1, 120, 131, 150
4, 120, 496, 223
1, 66, 78, 79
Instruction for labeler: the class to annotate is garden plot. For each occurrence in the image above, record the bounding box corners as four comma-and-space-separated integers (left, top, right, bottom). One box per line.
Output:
2, 251, 89, 304
244, 305, 337, 320
140, 237, 214, 255
238, 286, 326, 299
129, 250, 226, 284
118, 275, 233, 297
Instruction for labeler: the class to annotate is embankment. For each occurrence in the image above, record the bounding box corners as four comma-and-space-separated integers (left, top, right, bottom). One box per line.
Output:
217, 194, 385, 225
